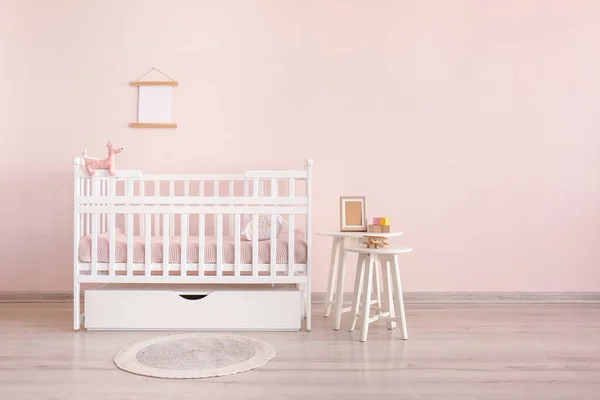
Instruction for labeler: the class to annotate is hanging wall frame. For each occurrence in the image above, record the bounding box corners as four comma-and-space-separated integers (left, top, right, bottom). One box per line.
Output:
129, 67, 178, 128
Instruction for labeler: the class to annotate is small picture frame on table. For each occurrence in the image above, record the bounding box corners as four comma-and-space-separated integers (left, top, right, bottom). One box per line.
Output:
340, 196, 367, 232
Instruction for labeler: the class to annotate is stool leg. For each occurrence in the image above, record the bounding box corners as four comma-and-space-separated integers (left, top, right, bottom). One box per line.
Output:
324, 237, 340, 318
357, 261, 368, 330
374, 261, 382, 309
333, 238, 348, 331
360, 254, 375, 342
349, 254, 365, 332
381, 257, 396, 330
391, 254, 408, 340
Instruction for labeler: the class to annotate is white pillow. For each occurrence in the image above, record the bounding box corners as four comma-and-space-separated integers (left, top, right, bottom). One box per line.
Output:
242, 215, 287, 241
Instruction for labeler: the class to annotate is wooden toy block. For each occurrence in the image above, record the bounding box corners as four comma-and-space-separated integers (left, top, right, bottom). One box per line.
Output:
367, 224, 376, 233
373, 225, 383, 233
365, 236, 389, 249
379, 217, 390, 226
381, 225, 391, 233
372, 217, 380, 225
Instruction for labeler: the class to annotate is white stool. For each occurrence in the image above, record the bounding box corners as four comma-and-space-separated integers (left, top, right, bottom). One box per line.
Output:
347, 246, 412, 342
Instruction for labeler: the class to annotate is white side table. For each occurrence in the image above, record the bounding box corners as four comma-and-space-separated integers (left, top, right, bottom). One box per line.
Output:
347, 246, 413, 342
317, 231, 404, 330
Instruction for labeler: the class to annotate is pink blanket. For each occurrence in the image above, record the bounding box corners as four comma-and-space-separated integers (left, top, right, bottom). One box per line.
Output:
79, 230, 307, 264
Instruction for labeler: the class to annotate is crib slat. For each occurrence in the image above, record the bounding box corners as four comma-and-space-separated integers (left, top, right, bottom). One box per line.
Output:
243, 180, 249, 226
93, 178, 100, 233
104, 179, 108, 232
288, 178, 295, 197
139, 182, 144, 235
234, 214, 241, 276
91, 178, 98, 275
213, 180, 219, 263
91, 213, 98, 276
270, 214, 277, 276
163, 214, 170, 276
198, 181, 205, 277
181, 180, 189, 277
198, 214, 205, 276
252, 179, 259, 273
108, 213, 115, 276
228, 180, 234, 236
100, 180, 105, 233
270, 178, 278, 276
126, 179, 133, 235
259, 180, 265, 197
252, 213, 259, 276
144, 214, 151, 276
109, 178, 116, 197
108, 178, 116, 276
154, 180, 160, 236
126, 178, 134, 276
169, 180, 175, 237
86, 178, 91, 234
79, 178, 84, 235
127, 212, 134, 276
181, 213, 188, 276
288, 215, 295, 276
253, 179, 259, 197
216, 213, 223, 276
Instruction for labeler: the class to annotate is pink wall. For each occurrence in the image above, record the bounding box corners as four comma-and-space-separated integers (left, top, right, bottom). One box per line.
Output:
2, 0, 600, 292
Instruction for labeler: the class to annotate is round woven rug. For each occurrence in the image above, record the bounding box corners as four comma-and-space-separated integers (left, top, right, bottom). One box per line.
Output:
114, 333, 275, 379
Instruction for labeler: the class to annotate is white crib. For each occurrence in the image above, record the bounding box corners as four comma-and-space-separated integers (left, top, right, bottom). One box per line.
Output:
72, 157, 312, 331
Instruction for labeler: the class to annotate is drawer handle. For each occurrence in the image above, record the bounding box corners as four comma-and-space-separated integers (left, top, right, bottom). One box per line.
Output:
179, 294, 208, 301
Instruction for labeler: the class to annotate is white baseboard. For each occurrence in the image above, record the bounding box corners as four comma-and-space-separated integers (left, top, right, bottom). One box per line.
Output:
0, 292, 75, 303
1, 291, 600, 304
312, 292, 600, 304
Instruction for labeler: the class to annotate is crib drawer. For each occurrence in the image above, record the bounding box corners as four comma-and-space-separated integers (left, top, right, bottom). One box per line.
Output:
84, 288, 301, 331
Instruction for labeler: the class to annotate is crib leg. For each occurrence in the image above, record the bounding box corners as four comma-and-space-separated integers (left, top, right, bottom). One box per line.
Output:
306, 280, 312, 331
74, 282, 80, 330
299, 284, 306, 319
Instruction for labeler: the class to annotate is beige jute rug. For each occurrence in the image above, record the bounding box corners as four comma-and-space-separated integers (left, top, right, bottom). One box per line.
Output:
114, 333, 275, 379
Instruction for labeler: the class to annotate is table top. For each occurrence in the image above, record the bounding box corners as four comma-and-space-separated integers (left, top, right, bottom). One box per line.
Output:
317, 231, 403, 238
346, 246, 412, 255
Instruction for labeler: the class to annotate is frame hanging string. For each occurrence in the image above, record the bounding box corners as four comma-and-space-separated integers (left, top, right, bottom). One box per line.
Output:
132, 67, 176, 83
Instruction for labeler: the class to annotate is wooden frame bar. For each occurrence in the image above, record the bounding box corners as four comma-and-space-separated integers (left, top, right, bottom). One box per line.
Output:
130, 81, 179, 87
79, 196, 308, 205
128, 122, 177, 129
76, 262, 308, 274
78, 205, 308, 215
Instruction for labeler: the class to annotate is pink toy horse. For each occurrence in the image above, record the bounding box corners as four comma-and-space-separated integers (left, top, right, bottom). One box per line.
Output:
82, 141, 123, 176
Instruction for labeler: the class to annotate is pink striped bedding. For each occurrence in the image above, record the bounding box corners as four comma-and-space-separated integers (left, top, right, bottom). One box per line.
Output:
78, 229, 307, 264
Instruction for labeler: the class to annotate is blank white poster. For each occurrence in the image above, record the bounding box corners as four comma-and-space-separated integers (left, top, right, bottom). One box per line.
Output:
138, 86, 172, 123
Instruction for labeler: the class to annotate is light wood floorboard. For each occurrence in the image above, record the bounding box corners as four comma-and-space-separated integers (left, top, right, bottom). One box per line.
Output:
0, 303, 599, 399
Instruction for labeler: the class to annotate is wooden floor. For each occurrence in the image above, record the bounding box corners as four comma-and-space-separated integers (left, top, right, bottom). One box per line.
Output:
0, 303, 599, 399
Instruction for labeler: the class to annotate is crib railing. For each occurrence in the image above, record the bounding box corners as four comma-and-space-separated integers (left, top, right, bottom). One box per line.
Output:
73, 159, 312, 284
